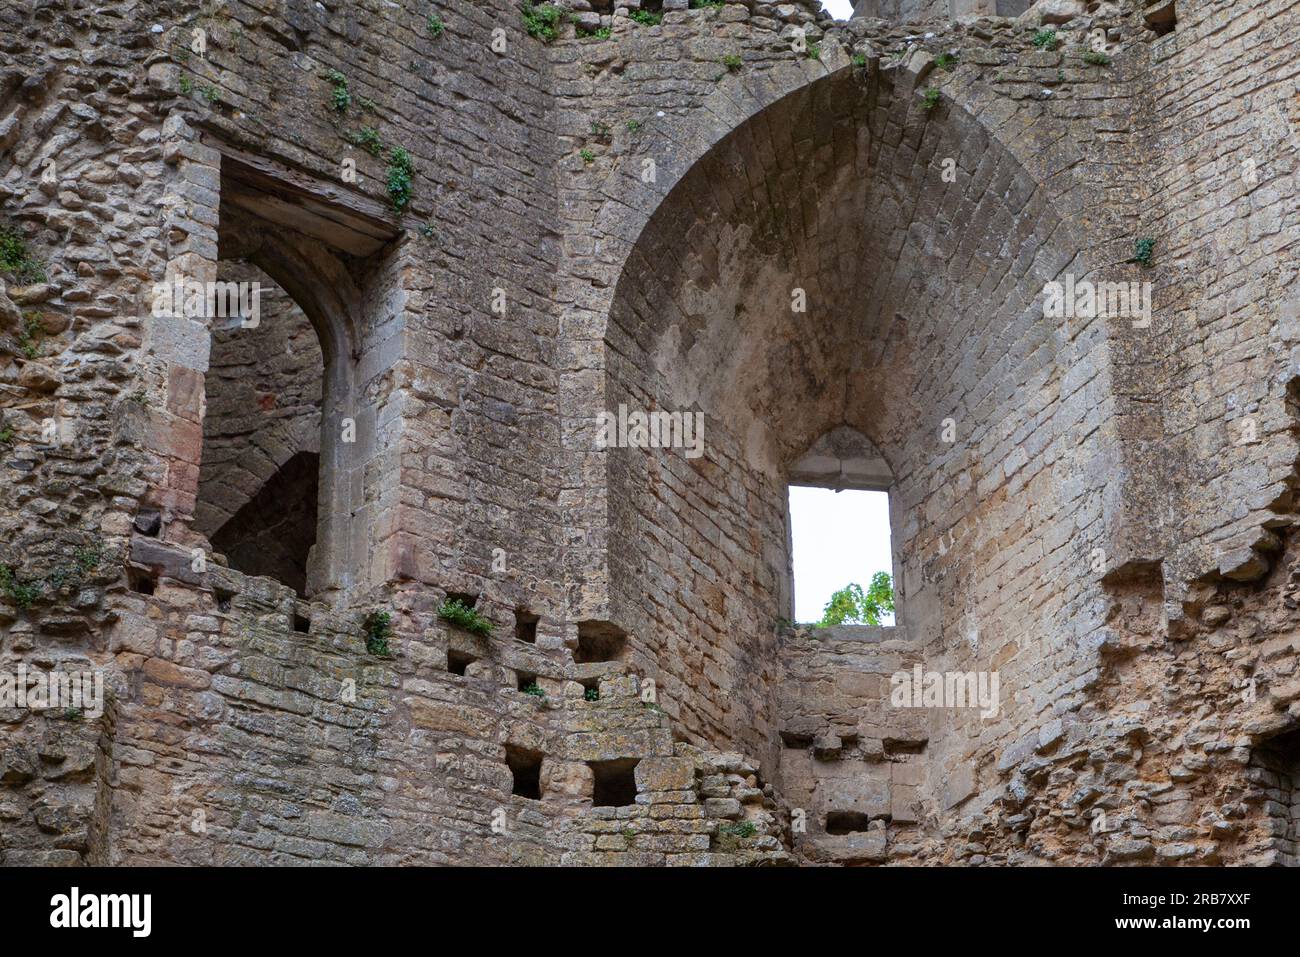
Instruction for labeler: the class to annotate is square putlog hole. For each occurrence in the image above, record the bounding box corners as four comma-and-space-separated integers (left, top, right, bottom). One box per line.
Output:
825, 811, 873, 835
447, 650, 475, 676
575, 620, 627, 663
1144, 0, 1176, 36
515, 609, 538, 644
589, 758, 639, 807
506, 746, 543, 800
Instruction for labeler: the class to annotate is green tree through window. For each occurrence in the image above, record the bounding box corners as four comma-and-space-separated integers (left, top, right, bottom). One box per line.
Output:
814, 571, 894, 627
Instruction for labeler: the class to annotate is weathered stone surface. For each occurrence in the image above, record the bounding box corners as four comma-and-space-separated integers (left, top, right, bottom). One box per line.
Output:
0, 0, 1294, 871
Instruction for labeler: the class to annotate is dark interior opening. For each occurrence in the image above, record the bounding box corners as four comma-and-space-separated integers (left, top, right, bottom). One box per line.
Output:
128, 568, 156, 595
214, 587, 234, 612
590, 758, 639, 807
515, 609, 539, 644
825, 811, 873, 835
293, 612, 311, 633
448, 650, 475, 676
779, 731, 814, 750
516, 670, 538, 691
575, 620, 627, 663
506, 746, 543, 800
210, 450, 319, 595
445, 591, 479, 608
1144, 0, 1176, 36
1248, 726, 1300, 866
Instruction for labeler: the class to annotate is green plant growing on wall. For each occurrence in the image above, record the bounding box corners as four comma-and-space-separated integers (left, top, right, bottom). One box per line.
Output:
427, 12, 445, 38
0, 426, 13, 445
17, 313, 43, 359
179, 73, 193, 95
200, 84, 221, 104
584, 686, 599, 702
722, 53, 743, 71
418, 222, 436, 239
691, 0, 724, 8
521, 2, 564, 42
851, 52, 867, 67
350, 126, 384, 156
362, 610, 393, 656
522, 682, 546, 698
630, 10, 661, 25
74, 545, 101, 573
386, 146, 414, 212
718, 821, 756, 838
590, 120, 610, 137
0, 225, 44, 284
327, 69, 351, 112
1082, 50, 1111, 66
922, 87, 942, 111
716, 820, 757, 849
438, 598, 493, 637
626, 118, 642, 132
934, 52, 957, 70
806, 42, 821, 60
1032, 29, 1060, 51
0, 564, 42, 610
813, 572, 895, 628
580, 147, 595, 164
1132, 237, 1157, 266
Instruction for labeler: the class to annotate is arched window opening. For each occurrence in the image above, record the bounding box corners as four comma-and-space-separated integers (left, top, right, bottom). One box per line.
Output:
787, 427, 898, 628
195, 263, 323, 595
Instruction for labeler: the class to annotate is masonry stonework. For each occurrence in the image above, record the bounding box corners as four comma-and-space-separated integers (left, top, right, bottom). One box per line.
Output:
0, 0, 1297, 866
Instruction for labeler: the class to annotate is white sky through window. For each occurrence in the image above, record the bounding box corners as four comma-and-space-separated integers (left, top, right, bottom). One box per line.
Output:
820, 0, 855, 19
789, 485, 895, 625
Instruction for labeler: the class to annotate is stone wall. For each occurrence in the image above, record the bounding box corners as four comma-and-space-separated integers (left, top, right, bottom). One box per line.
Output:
3, 0, 1300, 867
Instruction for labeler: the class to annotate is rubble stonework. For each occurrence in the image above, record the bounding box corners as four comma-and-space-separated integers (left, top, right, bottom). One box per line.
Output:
0, 0, 1297, 865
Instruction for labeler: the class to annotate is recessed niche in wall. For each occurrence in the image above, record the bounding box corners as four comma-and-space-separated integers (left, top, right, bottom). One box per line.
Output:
506, 746, 543, 800
448, 650, 475, 676
1248, 726, 1300, 865
515, 609, 538, 644
1144, 0, 1176, 36
779, 731, 814, 750
590, 758, 639, 807
825, 811, 873, 835
516, 670, 539, 692
129, 569, 156, 595
575, 620, 627, 663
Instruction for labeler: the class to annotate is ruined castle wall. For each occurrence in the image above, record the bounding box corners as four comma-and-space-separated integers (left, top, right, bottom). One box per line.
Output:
561, 5, 1149, 827
776, 624, 934, 863
1120, 0, 1300, 609
100, 547, 788, 864
4, 0, 1298, 869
